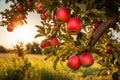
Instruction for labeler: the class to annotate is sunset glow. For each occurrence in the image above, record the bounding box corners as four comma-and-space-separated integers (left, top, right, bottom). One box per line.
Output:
14, 25, 34, 43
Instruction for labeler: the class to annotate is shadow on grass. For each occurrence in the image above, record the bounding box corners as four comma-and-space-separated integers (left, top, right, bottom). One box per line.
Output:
38, 68, 72, 80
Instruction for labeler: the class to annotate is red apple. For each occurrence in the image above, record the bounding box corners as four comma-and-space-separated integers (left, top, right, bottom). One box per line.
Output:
40, 10, 49, 20
66, 17, 82, 35
16, 13, 25, 20
7, 25, 14, 32
36, 8, 42, 14
17, 5, 23, 10
79, 52, 94, 67
16, 20, 24, 26
55, 7, 70, 22
105, 48, 112, 55
18, 53, 22, 57
40, 40, 50, 48
93, 22, 100, 28
67, 55, 81, 70
50, 38, 59, 46
11, 20, 23, 27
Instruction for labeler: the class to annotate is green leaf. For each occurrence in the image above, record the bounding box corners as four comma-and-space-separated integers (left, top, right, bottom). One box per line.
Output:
44, 53, 54, 60
34, 34, 44, 38
91, 9, 105, 15
53, 57, 59, 70
87, 0, 95, 9
35, 25, 45, 32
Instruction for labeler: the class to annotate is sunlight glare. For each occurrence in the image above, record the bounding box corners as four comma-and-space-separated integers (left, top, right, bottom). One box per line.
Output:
14, 25, 35, 44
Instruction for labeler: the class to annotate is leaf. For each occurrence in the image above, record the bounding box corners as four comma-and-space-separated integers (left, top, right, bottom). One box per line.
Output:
35, 25, 47, 36
91, 9, 105, 15
44, 53, 54, 60
49, 2, 59, 12
35, 25, 45, 32
34, 34, 44, 38
53, 57, 59, 70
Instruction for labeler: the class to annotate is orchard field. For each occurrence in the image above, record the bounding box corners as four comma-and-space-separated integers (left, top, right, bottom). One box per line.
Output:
0, 53, 112, 80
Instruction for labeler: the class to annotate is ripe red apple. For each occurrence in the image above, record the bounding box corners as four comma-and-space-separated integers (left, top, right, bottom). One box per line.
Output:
40, 40, 50, 48
67, 55, 81, 70
105, 48, 112, 55
66, 17, 82, 35
17, 5, 23, 10
16, 13, 25, 20
93, 22, 100, 28
50, 37, 59, 46
55, 7, 70, 22
7, 25, 14, 32
79, 52, 94, 67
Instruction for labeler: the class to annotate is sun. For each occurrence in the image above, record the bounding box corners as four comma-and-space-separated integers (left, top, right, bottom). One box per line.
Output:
14, 25, 36, 43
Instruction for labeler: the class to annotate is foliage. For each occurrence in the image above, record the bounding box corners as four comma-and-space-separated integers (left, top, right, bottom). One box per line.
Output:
25, 42, 42, 54
0, 54, 113, 80
0, 45, 8, 53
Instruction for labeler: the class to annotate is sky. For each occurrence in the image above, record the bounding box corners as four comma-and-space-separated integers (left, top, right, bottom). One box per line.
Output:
0, 0, 44, 48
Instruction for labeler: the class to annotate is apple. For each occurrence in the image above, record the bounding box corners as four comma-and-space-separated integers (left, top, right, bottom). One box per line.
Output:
40, 40, 50, 48
93, 22, 100, 28
67, 55, 81, 70
35, 2, 42, 9
105, 48, 112, 55
10, 20, 23, 27
16, 13, 25, 20
40, 10, 49, 20
18, 53, 22, 57
50, 37, 59, 46
55, 6, 70, 22
36, 8, 43, 14
66, 17, 82, 35
17, 5, 23, 10
99, 57, 105, 62
16, 20, 24, 26
79, 52, 94, 67
7, 25, 14, 32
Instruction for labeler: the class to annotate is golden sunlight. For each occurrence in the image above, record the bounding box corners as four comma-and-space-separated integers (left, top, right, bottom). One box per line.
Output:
14, 25, 36, 44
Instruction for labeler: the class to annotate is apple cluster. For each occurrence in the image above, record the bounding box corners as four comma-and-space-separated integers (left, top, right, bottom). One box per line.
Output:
54, 6, 82, 35
35, 2, 49, 20
39, 6, 83, 48
7, 4, 25, 32
67, 52, 94, 70
40, 37, 59, 48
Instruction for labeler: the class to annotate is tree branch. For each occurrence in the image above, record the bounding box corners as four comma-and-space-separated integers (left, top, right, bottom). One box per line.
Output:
90, 14, 118, 47
77, 0, 119, 55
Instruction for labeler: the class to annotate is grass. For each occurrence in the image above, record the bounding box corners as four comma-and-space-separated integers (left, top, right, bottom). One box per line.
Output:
0, 53, 112, 80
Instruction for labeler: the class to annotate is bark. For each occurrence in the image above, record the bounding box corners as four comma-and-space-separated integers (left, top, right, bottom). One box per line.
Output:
90, 13, 118, 47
